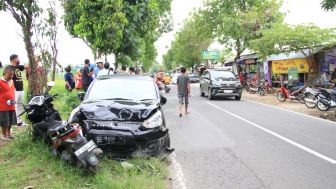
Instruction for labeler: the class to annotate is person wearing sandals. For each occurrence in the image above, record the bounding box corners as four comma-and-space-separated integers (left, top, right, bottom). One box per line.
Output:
0, 66, 17, 141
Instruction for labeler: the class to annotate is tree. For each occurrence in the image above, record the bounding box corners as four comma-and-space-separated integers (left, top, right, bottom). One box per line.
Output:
250, 23, 336, 84
63, 0, 127, 60
34, 0, 62, 81
164, 10, 213, 69
204, 0, 284, 62
0, 0, 43, 96
63, 0, 172, 68
139, 40, 158, 72
321, 0, 336, 11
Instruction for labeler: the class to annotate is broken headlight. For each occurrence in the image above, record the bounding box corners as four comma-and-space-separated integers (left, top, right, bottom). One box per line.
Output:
143, 111, 163, 129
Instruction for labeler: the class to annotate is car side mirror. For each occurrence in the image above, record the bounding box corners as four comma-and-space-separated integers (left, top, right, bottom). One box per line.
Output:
77, 92, 85, 101
160, 96, 167, 105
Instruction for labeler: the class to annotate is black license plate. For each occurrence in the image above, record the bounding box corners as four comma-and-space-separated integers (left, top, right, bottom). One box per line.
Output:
96, 136, 126, 145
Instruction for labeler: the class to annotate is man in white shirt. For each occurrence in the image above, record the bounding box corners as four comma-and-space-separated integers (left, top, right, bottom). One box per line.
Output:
97, 63, 114, 77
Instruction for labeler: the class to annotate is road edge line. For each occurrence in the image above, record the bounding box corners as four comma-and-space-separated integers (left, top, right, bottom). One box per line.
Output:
206, 102, 336, 164
244, 99, 335, 125
170, 152, 187, 189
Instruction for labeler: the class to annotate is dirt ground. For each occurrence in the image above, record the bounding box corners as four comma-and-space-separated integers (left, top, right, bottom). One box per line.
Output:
242, 91, 336, 122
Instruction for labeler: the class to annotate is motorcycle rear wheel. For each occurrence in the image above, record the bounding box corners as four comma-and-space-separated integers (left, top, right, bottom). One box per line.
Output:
276, 91, 286, 102
317, 101, 330, 111
304, 94, 317, 108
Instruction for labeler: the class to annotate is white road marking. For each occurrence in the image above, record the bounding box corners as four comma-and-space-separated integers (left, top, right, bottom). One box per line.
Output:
170, 152, 187, 189
244, 99, 336, 125
206, 102, 336, 164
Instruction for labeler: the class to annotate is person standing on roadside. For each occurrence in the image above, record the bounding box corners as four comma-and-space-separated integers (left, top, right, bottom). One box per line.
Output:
64, 66, 75, 92
75, 68, 82, 90
119, 65, 128, 74
0, 66, 17, 141
129, 67, 135, 75
97, 62, 114, 77
8, 54, 28, 127
177, 67, 191, 117
94, 61, 104, 77
82, 59, 94, 92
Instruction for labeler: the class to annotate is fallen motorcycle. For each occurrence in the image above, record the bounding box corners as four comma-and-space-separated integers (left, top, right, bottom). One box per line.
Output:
276, 81, 305, 103
18, 82, 103, 171
316, 89, 336, 111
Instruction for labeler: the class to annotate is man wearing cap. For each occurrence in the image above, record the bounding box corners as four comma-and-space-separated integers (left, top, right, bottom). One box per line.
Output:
8, 54, 28, 127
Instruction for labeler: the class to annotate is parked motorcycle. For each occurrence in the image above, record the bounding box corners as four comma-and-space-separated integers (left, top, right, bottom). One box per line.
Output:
18, 82, 103, 171
276, 81, 305, 103
304, 87, 320, 108
316, 89, 336, 111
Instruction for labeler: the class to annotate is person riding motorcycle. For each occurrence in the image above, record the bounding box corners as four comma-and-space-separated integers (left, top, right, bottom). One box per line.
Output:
155, 70, 165, 95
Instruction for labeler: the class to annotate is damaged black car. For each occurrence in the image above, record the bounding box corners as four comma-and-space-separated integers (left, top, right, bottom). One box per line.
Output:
69, 75, 173, 157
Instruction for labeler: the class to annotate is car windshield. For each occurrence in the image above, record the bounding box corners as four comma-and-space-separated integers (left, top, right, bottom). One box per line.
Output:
85, 79, 157, 102
211, 71, 236, 81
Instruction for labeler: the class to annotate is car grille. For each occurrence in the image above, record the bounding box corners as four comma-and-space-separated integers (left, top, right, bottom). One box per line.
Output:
220, 84, 236, 88
84, 120, 134, 131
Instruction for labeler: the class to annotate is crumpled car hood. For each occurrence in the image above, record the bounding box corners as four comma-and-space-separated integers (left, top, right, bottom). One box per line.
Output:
79, 100, 158, 122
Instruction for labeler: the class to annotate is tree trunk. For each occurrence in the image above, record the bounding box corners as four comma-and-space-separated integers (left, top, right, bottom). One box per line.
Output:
51, 58, 57, 81
23, 25, 40, 98
115, 54, 119, 70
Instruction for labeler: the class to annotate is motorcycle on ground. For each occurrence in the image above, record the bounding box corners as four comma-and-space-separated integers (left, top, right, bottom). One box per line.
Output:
316, 89, 336, 111
276, 81, 305, 103
18, 81, 103, 171
304, 87, 321, 108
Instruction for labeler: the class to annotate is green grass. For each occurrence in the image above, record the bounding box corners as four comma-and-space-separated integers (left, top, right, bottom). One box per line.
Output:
0, 79, 168, 189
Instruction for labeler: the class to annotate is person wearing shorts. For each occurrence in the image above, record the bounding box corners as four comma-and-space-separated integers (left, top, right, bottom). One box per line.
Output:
0, 66, 17, 141
177, 67, 190, 117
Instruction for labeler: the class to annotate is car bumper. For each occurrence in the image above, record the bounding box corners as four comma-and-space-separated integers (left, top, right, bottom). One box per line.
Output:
211, 87, 242, 97
85, 127, 171, 158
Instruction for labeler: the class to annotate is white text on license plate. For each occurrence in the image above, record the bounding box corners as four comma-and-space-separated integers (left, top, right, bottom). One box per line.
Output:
224, 90, 233, 93
75, 140, 96, 157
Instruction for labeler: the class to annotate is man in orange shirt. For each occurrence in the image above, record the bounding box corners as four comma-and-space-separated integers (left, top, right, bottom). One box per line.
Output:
0, 66, 16, 141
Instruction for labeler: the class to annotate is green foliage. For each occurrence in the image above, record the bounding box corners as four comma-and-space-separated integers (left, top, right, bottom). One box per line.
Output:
0, 132, 167, 189
204, 0, 284, 60
164, 10, 213, 69
321, 0, 336, 11
250, 23, 336, 59
63, 0, 127, 57
149, 63, 165, 74
63, 0, 172, 68
140, 40, 158, 72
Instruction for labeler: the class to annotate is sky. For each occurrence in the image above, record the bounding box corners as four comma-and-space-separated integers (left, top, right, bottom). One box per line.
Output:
0, 0, 335, 66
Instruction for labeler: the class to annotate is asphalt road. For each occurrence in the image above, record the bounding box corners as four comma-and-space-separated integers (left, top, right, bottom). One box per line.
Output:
165, 83, 336, 189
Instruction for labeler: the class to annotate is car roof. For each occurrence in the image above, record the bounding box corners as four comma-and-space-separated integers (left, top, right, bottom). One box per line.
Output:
206, 69, 233, 73
96, 75, 153, 81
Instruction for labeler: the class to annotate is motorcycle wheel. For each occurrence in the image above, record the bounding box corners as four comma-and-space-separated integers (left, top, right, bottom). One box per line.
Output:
317, 100, 330, 111
304, 94, 317, 108
259, 89, 265, 96
276, 91, 286, 102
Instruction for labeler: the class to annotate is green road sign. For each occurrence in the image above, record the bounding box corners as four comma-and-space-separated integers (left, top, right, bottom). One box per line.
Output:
202, 50, 220, 60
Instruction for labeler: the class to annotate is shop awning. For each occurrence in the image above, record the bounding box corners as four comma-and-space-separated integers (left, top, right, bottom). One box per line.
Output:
266, 48, 324, 61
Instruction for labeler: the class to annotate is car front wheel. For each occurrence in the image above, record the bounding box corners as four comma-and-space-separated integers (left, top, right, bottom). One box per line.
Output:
235, 95, 241, 101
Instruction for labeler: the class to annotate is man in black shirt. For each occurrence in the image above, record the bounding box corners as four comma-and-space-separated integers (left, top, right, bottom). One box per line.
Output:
9, 54, 28, 126
81, 59, 94, 92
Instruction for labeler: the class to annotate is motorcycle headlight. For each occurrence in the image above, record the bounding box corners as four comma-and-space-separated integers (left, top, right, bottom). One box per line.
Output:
143, 111, 163, 129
